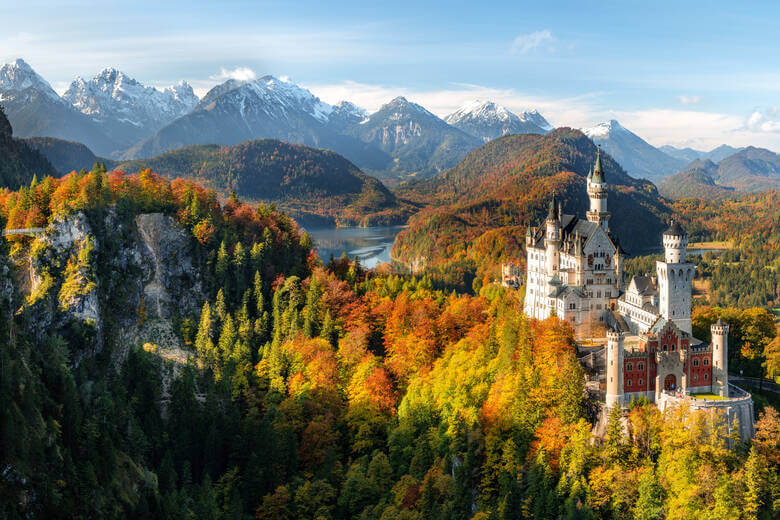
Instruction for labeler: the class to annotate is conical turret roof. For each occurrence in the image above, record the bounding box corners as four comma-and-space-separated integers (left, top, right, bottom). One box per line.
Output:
547, 191, 558, 220
592, 146, 605, 184
663, 219, 687, 237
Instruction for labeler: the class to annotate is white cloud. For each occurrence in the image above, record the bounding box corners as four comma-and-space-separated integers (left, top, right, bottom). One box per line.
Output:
677, 95, 701, 105
610, 108, 780, 151
210, 66, 256, 82
511, 30, 554, 54
744, 108, 780, 133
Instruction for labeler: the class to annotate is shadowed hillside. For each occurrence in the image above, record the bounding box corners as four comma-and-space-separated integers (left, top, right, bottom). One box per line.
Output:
117, 139, 415, 226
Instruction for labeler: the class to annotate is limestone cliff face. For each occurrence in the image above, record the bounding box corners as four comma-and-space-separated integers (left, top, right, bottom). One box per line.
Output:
27, 211, 102, 358
115, 213, 203, 369
134, 213, 202, 320
22, 209, 204, 367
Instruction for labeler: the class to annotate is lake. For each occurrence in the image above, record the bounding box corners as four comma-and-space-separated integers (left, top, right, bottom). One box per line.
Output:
304, 225, 406, 269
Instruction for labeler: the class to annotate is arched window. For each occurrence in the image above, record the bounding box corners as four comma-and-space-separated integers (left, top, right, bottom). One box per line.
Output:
663, 344, 668, 352
670, 270, 675, 281
638, 379, 643, 386
627, 363, 633, 371
693, 374, 699, 382
627, 379, 632, 387
638, 363, 644, 370
693, 359, 699, 366
703, 358, 709, 366
704, 373, 709, 381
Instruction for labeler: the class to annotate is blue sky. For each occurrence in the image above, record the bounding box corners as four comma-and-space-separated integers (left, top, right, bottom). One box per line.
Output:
3, 0, 780, 150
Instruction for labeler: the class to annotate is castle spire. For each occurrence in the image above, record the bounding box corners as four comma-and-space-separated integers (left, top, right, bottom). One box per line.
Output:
547, 191, 558, 220
592, 146, 605, 184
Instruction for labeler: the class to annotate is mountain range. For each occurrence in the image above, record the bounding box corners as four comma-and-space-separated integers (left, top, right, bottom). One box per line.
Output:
660, 146, 780, 199
63, 67, 198, 151
0, 59, 554, 180
659, 144, 744, 163
4, 58, 773, 191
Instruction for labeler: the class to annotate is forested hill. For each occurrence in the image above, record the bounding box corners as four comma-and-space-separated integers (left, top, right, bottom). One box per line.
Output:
2, 168, 778, 518
393, 128, 671, 288
23, 136, 111, 174
0, 106, 56, 187
117, 139, 413, 226
661, 146, 780, 200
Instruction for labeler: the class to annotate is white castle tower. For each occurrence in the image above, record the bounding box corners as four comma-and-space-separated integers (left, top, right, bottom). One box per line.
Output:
711, 319, 729, 397
545, 192, 561, 278
586, 147, 610, 232
656, 221, 694, 335
605, 329, 624, 408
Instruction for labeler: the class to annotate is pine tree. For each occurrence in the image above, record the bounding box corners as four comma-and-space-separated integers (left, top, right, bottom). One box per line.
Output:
233, 241, 248, 298
321, 310, 336, 347
195, 301, 215, 368
216, 240, 230, 288
253, 271, 264, 318
744, 446, 767, 520
237, 302, 253, 344
302, 276, 323, 338
214, 288, 227, 322
604, 405, 626, 465
250, 243, 265, 274
218, 314, 237, 368
633, 464, 663, 520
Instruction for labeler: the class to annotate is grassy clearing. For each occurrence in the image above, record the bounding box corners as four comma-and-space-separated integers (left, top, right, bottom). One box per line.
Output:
690, 392, 727, 400
687, 240, 733, 250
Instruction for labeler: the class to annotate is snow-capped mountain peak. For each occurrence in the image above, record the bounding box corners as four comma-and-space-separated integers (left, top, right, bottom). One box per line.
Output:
581, 119, 627, 139
0, 58, 62, 102
446, 99, 517, 125
250, 75, 333, 122
63, 68, 199, 128
333, 100, 369, 120
377, 96, 438, 122
163, 81, 198, 110
444, 99, 552, 142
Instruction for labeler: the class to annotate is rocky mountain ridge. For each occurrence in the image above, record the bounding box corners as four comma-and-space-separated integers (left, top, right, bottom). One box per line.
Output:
445, 99, 552, 142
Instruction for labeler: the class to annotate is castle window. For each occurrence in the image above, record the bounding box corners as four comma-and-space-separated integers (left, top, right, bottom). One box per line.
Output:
703, 359, 709, 366
693, 359, 699, 367
638, 363, 644, 370
663, 345, 668, 352
627, 363, 633, 371
693, 374, 699, 382
638, 379, 643, 385
627, 379, 632, 387
704, 373, 708, 381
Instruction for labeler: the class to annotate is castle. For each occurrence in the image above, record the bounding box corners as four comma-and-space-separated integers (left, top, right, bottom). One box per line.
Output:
521, 148, 755, 440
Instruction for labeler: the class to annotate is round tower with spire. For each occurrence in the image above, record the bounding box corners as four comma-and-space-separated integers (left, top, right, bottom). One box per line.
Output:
586, 146, 610, 232
711, 319, 729, 397
605, 329, 625, 408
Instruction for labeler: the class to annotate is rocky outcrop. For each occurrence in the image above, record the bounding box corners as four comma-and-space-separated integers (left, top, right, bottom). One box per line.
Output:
22, 209, 204, 368
113, 213, 203, 370
134, 213, 202, 319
